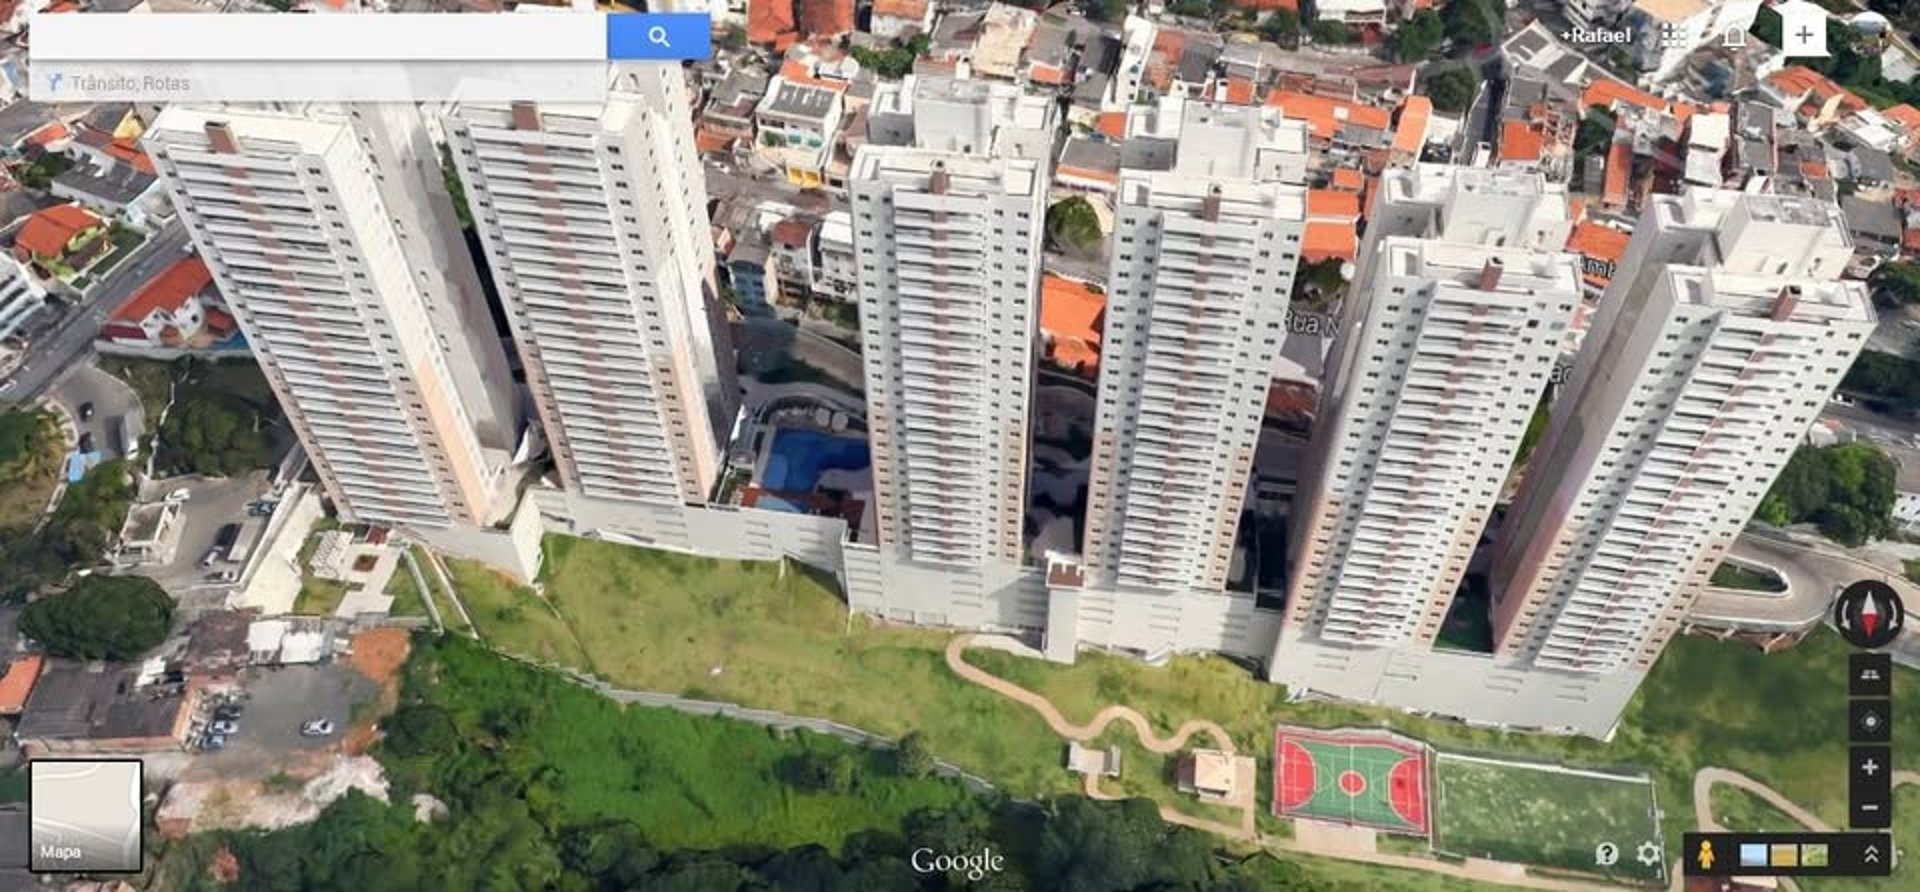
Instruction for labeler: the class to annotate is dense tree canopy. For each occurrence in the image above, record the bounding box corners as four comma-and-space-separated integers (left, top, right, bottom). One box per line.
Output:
1841, 350, 1920, 412
1, 459, 134, 595
160, 398, 272, 477
1756, 443, 1899, 546
1870, 261, 1920, 309
1392, 9, 1444, 61
1442, 0, 1503, 48
22, 574, 173, 660
1045, 197, 1103, 257
1426, 65, 1478, 113
0, 410, 57, 485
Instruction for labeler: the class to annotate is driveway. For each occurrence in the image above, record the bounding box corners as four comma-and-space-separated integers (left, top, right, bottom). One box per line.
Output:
47, 362, 143, 461
735, 317, 864, 389
186, 663, 379, 781
133, 471, 272, 603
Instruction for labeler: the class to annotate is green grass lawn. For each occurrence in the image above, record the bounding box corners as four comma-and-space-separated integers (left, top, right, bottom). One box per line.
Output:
454, 534, 1920, 886
1710, 562, 1788, 593
98, 356, 176, 423
1084, 727, 1246, 829
0, 410, 60, 531
289, 530, 348, 617
1431, 755, 1662, 882
1708, 783, 1920, 891
413, 546, 469, 635
446, 556, 590, 669
382, 555, 428, 618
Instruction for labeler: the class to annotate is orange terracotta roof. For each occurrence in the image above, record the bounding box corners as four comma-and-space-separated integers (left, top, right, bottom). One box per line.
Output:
1392, 95, 1431, 156
770, 219, 813, 248
1581, 78, 1667, 115
1568, 197, 1587, 221
695, 128, 735, 155
796, 0, 853, 36
204, 307, 236, 332
1905, 228, 1920, 252
1041, 274, 1103, 342
113, 257, 212, 324
45, 0, 76, 11
25, 121, 69, 148
1500, 120, 1545, 162
1801, 159, 1829, 179
1265, 90, 1392, 141
1058, 164, 1119, 184
15, 203, 102, 258
1302, 221, 1357, 263
1886, 104, 1920, 134
105, 138, 156, 175
748, 0, 796, 44
780, 58, 812, 80
872, 0, 927, 19
1095, 112, 1127, 140
1603, 138, 1631, 207
1766, 66, 1867, 116
0, 655, 41, 715
1567, 221, 1629, 263
1217, 77, 1256, 106
1306, 189, 1361, 219
1329, 166, 1365, 192
1030, 63, 1073, 86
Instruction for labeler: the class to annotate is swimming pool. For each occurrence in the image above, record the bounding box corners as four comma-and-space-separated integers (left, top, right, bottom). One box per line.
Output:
761, 428, 870, 493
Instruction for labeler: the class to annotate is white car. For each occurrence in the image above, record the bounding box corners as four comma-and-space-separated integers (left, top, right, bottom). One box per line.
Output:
300, 718, 335, 737
165, 488, 191, 502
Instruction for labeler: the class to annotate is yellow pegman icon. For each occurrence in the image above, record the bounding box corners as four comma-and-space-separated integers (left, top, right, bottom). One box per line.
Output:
1697, 840, 1716, 871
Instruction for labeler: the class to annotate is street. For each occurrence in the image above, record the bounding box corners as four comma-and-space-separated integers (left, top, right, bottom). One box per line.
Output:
1, 217, 191, 407
47, 363, 143, 461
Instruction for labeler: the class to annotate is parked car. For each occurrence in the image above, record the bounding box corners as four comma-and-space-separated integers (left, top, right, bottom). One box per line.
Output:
217, 568, 240, 583
248, 501, 276, 516
199, 547, 221, 569
77, 432, 93, 453
300, 718, 335, 737
201, 733, 226, 751
212, 704, 243, 721
209, 719, 239, 735
78, 401, 93, 420
166, 488, 192, 502
214, 523, 241, 548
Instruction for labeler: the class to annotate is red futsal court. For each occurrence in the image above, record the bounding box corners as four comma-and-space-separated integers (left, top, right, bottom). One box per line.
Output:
1272, 727, 1430, 835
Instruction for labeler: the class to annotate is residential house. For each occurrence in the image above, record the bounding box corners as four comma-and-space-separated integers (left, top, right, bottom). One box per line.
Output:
1106, 14, 1157, 110
16, 660, 202, 755
726, 237, 774, 315
1566, 220, 1631, 297
1728, 102, 1776, 185
1837, 107, 1909, 154
701, 66, 771, 158
1302, 189, 1359, 265
99, 256, 233, 348
922, 10, 985, 73
811, 210, 857, 301
1764, 65, 1869, 131
768, 216, 815, 302
1841, 194, 1903, 264
51, 156, 159, 216
973, 3, 1039, 81
871, 0, 933, 39
747, 0, 854, 50
1055, 136, 1120, 195
1389, 95, 1431, 166
1682, 111, 1730, 187
755, 71, 846, 188
11, 203, 107, 277
1025, 20, 1078, 88
1039, 273, 1102, 376
1315, 0, 1388, 26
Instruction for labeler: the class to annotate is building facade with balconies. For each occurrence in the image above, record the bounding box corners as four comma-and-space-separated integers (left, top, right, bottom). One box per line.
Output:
145, 106, 517, 529
447, 73, 731, 510
1491, 190, 1872, 675
848, 147, 1044, 568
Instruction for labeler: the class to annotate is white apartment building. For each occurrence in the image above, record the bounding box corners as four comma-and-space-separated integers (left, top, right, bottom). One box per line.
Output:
1281, 166, 1581, 649
145, 106, 517, 529
849, 148, 1045, 566
1492, 190, 1873, 674
1120, 94, 1310, 184
0, 254, 45, 342
1079, 108, 1309, 591
446, 69, 729, 508
866, 74, 1059, 162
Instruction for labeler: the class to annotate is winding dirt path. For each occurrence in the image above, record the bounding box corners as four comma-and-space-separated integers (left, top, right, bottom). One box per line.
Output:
945, 636, 1631, 890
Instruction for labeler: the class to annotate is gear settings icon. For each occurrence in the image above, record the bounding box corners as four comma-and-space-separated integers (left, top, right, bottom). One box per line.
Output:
1635, 840, 1663, 867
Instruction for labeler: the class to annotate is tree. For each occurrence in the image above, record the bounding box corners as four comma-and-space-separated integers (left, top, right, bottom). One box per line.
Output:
1443, 0, 1502, 48
849, 44, 917, 79
1751, 5, 1783, 48
438, 143, 472, 230
1030, 797, 1216, 892
160, 397, 271, 477
1392, 9, 1444, 61
785, 749, 856, 793
1574, 109, 1616, 156
1045, 196, 1103, 256
1086, 0, 1130, 23
1260, 9, 1300, 44
1426, 65, 1478, 113
381, 704, 458, 758
894, 730, 935, 778
1872, 261, 1920, 309
1308, 19, 1349, 45
22, 574, 174, 660
1841, 350, 1920, 411
0, 410, 57, 485
1755, 443, 1898, 546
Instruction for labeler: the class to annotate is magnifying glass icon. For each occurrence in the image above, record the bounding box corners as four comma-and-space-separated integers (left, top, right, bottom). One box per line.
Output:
647, 25, 671, 49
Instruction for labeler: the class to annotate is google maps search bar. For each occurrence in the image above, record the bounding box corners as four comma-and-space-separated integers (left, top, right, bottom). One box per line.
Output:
28, 13, 710, 101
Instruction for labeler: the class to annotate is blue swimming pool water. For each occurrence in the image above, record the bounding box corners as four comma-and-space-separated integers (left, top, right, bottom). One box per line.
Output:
761, 428, 869, 493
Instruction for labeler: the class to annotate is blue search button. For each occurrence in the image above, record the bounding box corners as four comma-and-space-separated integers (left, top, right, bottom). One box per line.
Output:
606, 13, 712, 61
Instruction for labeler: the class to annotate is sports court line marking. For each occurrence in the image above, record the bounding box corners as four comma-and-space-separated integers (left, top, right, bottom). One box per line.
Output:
1435, 752, 1655, 785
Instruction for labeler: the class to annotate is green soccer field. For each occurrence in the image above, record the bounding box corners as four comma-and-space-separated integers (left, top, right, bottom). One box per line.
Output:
1432, 754, 1665, 882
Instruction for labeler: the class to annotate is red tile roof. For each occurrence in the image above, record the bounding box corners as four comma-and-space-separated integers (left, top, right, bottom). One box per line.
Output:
1566, 221, 1630, 287
1582, 78, 1668, 115
1094, 112, 1127, 140
1499, 119, 1545, 162
15, 204, 102, 259
0, 655, 42, 715
1392, 96, 1431, 156
769, 218, 813, 248
872, 0, 927, 19
797, 0, 853, 36
1215, 77, 1256, 106
1602, 136, 1632, 208
1302, 221, 1357, 263
112, 257, 212, 325
1306, 189, 1361, 219
25, 122, 69, 148
748, 0, 797, 44
1329, 166, 1365, 192
1265, 90, 1392, 140
1766, 65, 1867, 117
1041, 274, 1104, 373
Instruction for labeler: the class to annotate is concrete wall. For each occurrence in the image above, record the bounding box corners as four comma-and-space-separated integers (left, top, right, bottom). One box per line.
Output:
409, 491, 545, 583
533, 487, 846, 572
842, 543, 1050, 632
1050, 585, 1283, 663
1266, 626, 1645, 738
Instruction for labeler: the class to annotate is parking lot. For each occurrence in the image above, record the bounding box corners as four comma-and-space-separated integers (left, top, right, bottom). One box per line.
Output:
187, 662, 379, 780
47, 363, 143, 461
134, 471, 273, 605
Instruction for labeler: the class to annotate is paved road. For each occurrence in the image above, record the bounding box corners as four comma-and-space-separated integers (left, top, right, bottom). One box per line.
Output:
47, 363, 143, 461
1689, 531, 1890, 629
2, 219, 191, 406
1821, 400, 1920, 444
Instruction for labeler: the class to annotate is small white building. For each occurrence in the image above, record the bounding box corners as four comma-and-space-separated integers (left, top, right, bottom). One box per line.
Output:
0, 254, 46, 343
